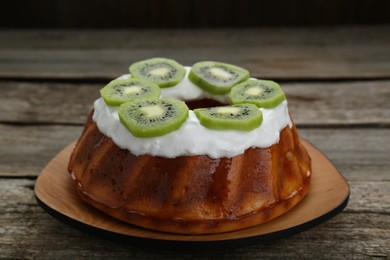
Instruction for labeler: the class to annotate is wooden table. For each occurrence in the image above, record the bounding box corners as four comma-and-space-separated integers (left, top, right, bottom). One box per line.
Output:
1, 26, 389, 259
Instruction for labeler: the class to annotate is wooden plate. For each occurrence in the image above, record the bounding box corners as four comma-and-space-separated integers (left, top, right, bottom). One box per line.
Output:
35, 139, 349, 249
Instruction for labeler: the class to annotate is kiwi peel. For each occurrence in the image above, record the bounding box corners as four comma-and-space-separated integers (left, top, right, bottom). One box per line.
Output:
229, 79, 286, 108
194, 104, 263, 131
129, 57, 186, 88
189, 61, 249, 95
100, 78, 161, 106
119, 98, 189, 138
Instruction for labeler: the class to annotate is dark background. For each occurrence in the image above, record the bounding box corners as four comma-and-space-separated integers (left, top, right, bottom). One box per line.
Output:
1, 0, 390, 28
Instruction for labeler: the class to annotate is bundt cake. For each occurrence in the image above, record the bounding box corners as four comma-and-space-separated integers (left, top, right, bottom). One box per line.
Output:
68, 58, 312, 235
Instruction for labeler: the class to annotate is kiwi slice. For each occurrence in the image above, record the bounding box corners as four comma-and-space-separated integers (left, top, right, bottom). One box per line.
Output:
119, 98, 189, 137
194, 104, 262, 131
129, 58, 186, 88
229, 79, 286, 108
100, 79, 161, 106
188, 61, 250, 95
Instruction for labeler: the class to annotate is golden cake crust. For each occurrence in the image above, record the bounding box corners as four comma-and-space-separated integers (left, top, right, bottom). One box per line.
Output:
68, 110, 311, 234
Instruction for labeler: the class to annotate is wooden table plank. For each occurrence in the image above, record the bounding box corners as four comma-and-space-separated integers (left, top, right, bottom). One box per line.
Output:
0, 125, 80, 177
0, 80, 100, 124
1, 26, 389, 259
0, 26, 389, 80
1, 80, 390, 126
1, 124, 389, 181
1, 179, 388, 259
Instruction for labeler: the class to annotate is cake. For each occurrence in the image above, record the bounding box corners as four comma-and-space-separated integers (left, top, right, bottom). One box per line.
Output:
68, 58, 312, 234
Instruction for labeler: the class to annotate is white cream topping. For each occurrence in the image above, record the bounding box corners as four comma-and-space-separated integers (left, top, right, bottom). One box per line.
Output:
93, 99, 292, 159
94, 67, 292, 158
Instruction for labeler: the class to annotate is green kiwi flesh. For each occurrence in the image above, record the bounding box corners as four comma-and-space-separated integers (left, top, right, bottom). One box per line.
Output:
229, 79, 286, 108
189, 61, 250, 95
100, 79, 161, 106
119, 98, 189, 137
129, 58, 186, 88
194, 104, 263, 131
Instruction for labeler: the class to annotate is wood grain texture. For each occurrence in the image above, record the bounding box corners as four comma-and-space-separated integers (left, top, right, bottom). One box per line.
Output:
0, 26, 389, 80
2, 80, 390, 125
0, 124, 80, 177
0, 80, 100, 124
1, 179, 388, 258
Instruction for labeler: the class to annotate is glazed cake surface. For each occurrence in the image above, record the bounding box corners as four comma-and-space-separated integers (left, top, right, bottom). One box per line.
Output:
68, 61, 312, 234
68, 113, 311, 234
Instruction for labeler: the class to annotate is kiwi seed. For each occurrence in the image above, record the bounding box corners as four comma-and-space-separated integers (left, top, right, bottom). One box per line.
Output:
194, 104, 262, 131
229, 79, 286, 108
100, 78, 161, 106
188, 61, 250, 95
119, 98, 189, 137
129, 57, 186, 88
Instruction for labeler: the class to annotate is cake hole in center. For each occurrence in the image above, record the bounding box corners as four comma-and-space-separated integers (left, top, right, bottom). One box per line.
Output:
185, 98, 226, 110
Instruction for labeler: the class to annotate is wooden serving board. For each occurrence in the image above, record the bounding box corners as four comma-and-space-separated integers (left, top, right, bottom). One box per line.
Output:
35, 140, 350, 249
